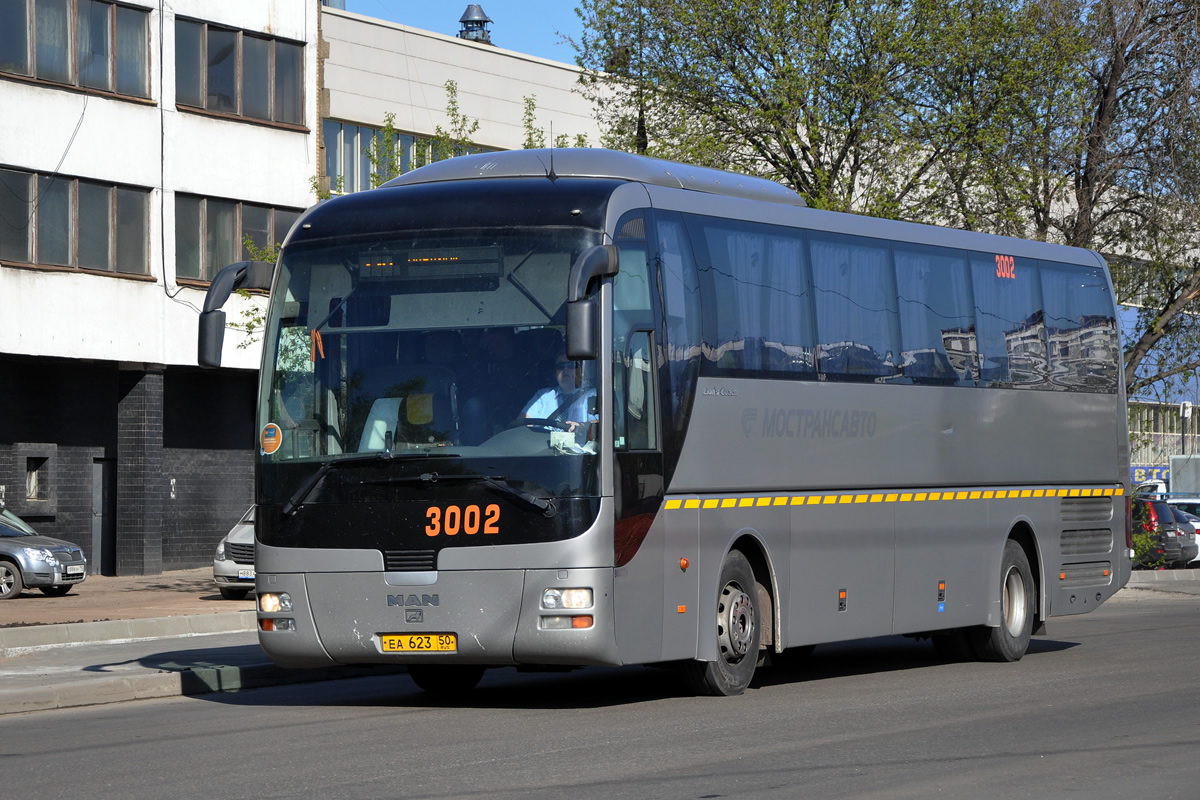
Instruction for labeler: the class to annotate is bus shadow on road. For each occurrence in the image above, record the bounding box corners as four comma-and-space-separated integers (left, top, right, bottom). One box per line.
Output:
182, 633, 1081, 711
750, 633, 1081, 689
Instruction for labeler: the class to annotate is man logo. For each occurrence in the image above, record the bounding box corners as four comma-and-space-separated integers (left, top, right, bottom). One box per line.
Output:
405, 609, 424, 623
741, 408, 758, 438
388, 594, 439, 607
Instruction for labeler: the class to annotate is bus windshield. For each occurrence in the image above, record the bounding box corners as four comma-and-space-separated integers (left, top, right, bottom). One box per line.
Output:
257, 223, 603, 506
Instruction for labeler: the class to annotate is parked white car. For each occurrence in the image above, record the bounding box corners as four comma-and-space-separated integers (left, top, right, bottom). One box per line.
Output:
213, 506, 255, 600
1167, 499, 1200, 566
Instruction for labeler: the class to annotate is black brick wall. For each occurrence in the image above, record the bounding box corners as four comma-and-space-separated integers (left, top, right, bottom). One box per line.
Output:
117, 368, 164, 575
1, 355, 256, 574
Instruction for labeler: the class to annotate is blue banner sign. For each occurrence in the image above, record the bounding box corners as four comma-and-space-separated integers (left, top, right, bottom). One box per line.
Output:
1131, 466, 1170, 485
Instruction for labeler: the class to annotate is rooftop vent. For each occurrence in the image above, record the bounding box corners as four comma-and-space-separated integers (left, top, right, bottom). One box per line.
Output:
458, 5, 493, 44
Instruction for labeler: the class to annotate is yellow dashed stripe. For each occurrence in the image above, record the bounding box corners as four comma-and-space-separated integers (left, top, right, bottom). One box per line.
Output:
666, 485, 1124, 511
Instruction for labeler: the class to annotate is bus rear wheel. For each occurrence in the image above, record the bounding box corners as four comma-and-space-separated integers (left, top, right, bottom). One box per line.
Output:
408, 664, 485, 695
681, 549, 760, 696
970, 539, 1035, 662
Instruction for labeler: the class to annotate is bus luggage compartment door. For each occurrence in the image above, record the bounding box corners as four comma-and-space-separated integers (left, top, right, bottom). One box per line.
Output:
305, 570, 525, 665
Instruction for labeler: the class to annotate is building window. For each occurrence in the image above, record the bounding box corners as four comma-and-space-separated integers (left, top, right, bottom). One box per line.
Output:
13, 443, 56, 514
175, 193, 301, 281
322, 119, 494, 194
175, 19, 304, 125
0, 166, 149, 274
26, 456, 47, 501
0, 0, 150, 98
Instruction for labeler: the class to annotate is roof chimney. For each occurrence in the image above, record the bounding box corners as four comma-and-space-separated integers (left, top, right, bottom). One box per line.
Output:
458, 5, 493, 44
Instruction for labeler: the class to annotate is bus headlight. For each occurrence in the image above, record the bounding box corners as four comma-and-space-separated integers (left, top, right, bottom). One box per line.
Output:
542, 588, 593, 609
259, 592, 292, 613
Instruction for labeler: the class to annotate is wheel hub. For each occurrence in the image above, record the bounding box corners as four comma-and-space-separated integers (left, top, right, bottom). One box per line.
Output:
717, 583, 755, 660
1002, 565, 1027, 637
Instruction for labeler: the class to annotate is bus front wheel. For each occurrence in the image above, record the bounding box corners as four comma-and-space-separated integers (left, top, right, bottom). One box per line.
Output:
970, 539, 1035, 662
681, 549, 760, 696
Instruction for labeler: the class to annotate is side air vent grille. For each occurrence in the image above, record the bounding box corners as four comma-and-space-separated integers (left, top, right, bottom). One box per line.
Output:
1060, 497, 1113, 523
383, 550, 437, 572
1058, 562, 1113, 588
618, 216, 646, 240
1061, 528, 1113, 556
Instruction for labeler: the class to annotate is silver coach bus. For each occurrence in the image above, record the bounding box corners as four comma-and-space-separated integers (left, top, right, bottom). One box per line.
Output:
199, 149, 1131, 696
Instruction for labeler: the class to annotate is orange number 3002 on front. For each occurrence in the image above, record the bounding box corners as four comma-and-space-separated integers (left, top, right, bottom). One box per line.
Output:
425, 504, 501, 536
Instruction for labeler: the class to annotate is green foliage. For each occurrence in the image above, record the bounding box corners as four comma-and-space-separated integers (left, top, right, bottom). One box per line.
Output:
1132, 529, 1168, 571
309, 172, 345, 200
430, 80, 481, 162
521, 94, 589, 150
364, 112, 405, 189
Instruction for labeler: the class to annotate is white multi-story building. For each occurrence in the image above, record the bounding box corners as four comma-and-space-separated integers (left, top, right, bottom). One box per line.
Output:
0, 0, 600, 574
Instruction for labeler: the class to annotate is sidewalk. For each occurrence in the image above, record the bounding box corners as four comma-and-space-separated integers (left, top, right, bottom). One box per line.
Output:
0, 567, 402, 716
0, 566, 1196, 717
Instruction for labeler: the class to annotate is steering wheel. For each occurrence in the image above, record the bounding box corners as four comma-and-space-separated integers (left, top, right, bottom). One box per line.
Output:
505, 417, 572, 432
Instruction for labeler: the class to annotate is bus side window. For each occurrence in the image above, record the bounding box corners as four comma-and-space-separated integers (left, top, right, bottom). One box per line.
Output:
611, 219, 657, 451
615, 330, 657, 451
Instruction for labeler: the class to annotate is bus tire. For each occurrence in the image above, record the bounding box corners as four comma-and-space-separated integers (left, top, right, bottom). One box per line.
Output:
408, 664, 485, 695
971, 539, 1035, 662
681, 549, 760, 696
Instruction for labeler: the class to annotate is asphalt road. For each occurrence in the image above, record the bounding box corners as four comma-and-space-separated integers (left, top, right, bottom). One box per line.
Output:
3, 589, 1198, 800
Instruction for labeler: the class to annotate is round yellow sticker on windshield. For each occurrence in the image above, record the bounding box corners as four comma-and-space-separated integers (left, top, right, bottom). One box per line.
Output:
261, 423, 282, 455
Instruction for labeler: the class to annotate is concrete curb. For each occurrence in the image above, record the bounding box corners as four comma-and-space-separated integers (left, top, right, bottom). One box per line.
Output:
0, 662, 407, 716
0, 611, 257, 657
1127, 568, 1200, 583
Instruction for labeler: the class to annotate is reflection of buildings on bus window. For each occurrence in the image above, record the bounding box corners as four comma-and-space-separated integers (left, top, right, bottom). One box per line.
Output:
1002, 311, 1049, 387
939, 327, 979, 384
1045, 315, 1120, 391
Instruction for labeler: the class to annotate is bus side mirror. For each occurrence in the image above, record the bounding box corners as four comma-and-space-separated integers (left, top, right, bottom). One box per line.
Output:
198, 311, 227, 368
566, 298, 597, 360
565, 244, 619, 361
196, 260, 275, 368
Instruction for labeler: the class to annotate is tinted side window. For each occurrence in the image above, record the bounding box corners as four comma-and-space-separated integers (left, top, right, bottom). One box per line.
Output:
655, 212, 702, 456
689, 215, 816, 376
810, 232, 900, 381
894, 243, 977, 386
1039, 260, 1119, 393
970, 252, 1046, 388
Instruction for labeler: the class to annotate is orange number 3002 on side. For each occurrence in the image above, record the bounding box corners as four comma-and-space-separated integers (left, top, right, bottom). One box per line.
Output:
425, 504, 501, 536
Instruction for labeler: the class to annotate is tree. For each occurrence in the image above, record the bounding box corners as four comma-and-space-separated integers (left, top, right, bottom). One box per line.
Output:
575, 0, 1042, 215
574, 0, 1200, 399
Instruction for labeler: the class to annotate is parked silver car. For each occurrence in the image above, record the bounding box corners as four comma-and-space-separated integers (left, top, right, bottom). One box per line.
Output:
213, 506, 256, 600
0, 506, 88, 600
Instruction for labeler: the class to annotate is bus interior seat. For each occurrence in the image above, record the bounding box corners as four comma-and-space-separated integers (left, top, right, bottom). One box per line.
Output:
354, 364, 459, 451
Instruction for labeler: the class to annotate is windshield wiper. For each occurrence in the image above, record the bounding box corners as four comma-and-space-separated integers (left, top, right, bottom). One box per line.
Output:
362, 472, 556, 518
281, 452, 458, 517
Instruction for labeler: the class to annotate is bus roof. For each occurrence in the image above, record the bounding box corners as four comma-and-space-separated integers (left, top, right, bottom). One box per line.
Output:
382, 148, 809, 209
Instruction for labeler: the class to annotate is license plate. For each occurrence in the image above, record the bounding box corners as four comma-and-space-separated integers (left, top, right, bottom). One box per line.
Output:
238, 568, 255, 580
65, 565, 84, 575
381, 633, 457, 653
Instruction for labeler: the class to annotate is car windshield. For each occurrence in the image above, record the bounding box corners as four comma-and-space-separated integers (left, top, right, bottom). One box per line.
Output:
256, 223, 603, 506
1, 521, 33, 537
0, 509, 35, 536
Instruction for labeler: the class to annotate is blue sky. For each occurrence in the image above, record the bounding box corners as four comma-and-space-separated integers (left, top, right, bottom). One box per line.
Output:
340, 1, 585, 64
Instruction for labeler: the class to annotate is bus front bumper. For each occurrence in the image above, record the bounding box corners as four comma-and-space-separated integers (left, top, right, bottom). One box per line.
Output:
255, 567, 618, 669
